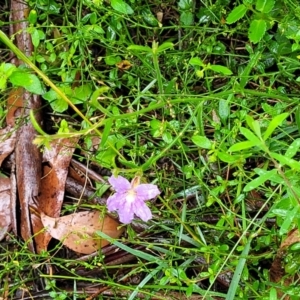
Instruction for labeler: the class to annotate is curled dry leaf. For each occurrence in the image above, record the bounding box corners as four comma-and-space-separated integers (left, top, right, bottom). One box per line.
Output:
0, 127, 16, 167
0, 178, 12, 240
41, 210, 124, 254
33, 138, 78, 253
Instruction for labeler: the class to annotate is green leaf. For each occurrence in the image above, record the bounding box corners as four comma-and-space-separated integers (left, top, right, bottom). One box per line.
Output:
209, 65, 233, 75
191, 135, 212, 149
285, 138, 300, 159
245, 115, 261, 138
279, 206, 298, 235
180, 11, 194, 26
157, 42, 174, 53
127, 45, 152, 53
244, 169, 277, 192
249, 19, 266, 44
217, 152, 246, 163
111, 0, 133, 14
239, 51, 261, 89
9, 71, 44, 94
219, 99, 230, 122
226, 4, 247, 24
240, 127, 262, 145
256, 0, 275, 13
31, 28, 40, 48
228, 141, 257, 152
189, 57, 205, 67
270, 152, 300, 171
263, 113, 289, 140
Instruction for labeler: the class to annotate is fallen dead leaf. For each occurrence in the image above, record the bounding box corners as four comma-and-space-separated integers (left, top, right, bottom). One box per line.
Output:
33, 138, 78, 253
41, 210, 124, 254
0, 177, 12, 240
0, 127, 16, 167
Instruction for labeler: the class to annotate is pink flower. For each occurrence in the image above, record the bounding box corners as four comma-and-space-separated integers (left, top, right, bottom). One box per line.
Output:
107, 175, 160, 224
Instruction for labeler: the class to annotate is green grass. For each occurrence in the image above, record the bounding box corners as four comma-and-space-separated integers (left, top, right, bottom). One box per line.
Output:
1, 0, 300, 299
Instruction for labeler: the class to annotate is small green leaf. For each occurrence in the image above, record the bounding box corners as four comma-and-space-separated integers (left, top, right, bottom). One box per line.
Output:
31, 28, 40, 48
226, 4, 247, 24
180, 11, 194, 26
279, 206, 298, 235
263, 113, 289, 140
157, 42, 174, 53
240, 127, 262, 145
246, 115, 261, 138
228, 141, 257, 152
141, 9, 158, 26
285, 138, 300, 159
209, 65, 233, 75
271, 152, 300, 171
249, 19, 266, 44
191, 135, 212, 149
256, 0, 275, 13
244, 169, 277, 192
127, 45, 152, 53
111, 0, 133, 14
219, 99, 230, 122
189, 57, 205, 66
27, 9, 37, 24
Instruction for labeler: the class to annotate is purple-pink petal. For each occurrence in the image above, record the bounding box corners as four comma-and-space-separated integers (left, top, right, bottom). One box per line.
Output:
107, 192, 126, 212
135, 184, 160, 201
132, 201, 152, 222
108, 175, 131, 192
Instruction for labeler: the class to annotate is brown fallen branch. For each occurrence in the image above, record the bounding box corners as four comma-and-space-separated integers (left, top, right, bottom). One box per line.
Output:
10, 0, 43, 252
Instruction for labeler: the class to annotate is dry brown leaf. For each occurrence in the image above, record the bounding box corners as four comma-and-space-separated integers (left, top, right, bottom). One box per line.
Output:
0, 178, 12, 240
41, 210, 124, 254
33, 138, 78, 253
0, 127, 16, 167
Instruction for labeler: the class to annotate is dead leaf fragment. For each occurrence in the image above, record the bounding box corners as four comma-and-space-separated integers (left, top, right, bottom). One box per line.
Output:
0, 178, 12, 240
0, 127, 16, 167
41, 211, 124, 254
33, 138, 78, 253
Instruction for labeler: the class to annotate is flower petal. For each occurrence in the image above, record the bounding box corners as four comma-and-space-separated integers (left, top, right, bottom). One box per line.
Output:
117, 200, 135, 224
135, 184, 160, 201
133, 201, 152, 222
107, 192, 126, 212
108, 175, 131, 192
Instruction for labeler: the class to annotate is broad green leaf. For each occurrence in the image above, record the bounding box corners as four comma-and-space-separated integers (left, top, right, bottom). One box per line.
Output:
209, 65, 233, 75
244, 169, 277, 192
191, 135, 212, 149
256, 0, 275, 13
189, 57, 205, 66
226, 4, 247, 24
111, 0, 133, 14
270, 152, 300, 171
50, 96, 68, 113
178, 0, 193, 9
9, 71, 44, 94
285, 138, 300, 158
240, 127, 262, 145
0, 63, 16, 90
263, 113, 289, 140
249, 19, 266, 44
219, 99, 230, 122
71, 83, 92, 104
127, 45, 152, 52
228, 141, 257, 152
180, 11, 194, 26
